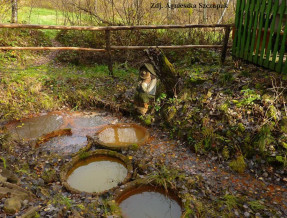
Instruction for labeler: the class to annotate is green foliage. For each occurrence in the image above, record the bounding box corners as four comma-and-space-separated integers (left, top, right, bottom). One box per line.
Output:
219, 72, 234, 85
234, 89, 261, 107
0, 157, 7, 169
275, 155, 287, 167
50, 194, 72, 209
222, 194, 239, 212
255, 124, 275, 153
222, 146, 230, 160
248, 200, 265, 211
148, 165, 185, 191
229, 155, 246, 173
154, 93, 167, 112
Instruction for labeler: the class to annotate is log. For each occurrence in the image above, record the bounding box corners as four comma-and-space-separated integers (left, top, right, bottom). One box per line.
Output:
145, 48, 179, 98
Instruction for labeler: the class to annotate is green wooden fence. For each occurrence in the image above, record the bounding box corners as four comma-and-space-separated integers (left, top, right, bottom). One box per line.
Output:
233, 0, 287, 73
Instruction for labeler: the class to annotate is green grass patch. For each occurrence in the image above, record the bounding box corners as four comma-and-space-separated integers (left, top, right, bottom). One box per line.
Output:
0, 63, 137, 121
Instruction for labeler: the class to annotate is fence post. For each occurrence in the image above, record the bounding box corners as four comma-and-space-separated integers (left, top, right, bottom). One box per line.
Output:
105, 30, 113, 76
221, 26, 231, 64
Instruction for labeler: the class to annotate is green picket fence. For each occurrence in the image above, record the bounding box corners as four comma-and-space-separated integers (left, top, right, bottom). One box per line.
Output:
232, 0, 287, 73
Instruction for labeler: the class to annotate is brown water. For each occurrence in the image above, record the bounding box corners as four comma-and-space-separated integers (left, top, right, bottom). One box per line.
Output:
98, 126, 146, 147
118, 187, 182, 218
7, 111, 117, 154
8, 114, 63, 140
67, 156, 128, 193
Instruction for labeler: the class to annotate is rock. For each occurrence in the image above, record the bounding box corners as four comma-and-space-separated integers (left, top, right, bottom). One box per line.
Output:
21, 206, 39, 218
0, 174, 7, 183
3, 197, 21, 215
1, 168, 19, 184
244, 212, 250, 217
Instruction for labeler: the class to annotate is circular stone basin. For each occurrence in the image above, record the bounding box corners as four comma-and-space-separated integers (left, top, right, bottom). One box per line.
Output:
116, 185, 182, 218
95, 123, 149, 150
61, 150, 132, 194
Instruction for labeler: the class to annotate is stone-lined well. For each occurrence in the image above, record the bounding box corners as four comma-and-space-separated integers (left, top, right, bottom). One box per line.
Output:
94, 123, 149, 150
60, 150, 132, 195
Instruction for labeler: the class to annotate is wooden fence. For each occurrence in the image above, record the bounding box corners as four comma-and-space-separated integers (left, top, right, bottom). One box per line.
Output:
233, 0, 287, 73
0, 23, 233, 75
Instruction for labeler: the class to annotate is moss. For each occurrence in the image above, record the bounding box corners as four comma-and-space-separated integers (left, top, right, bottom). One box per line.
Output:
222, 146, 230, 160
78, 151, 90, 160
219, 102, 229, 113
42, 169, 57, 183
229, 155, 246, 173
248, 200, 265, 211
267, 105, 279, 121
237, 123, 245, 132
139, 115, 153, 126
280, 116, 287, 134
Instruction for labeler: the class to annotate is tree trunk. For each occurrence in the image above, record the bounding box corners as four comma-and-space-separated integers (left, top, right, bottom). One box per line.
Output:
11, 0, 18, 23
145, 48, 179, 98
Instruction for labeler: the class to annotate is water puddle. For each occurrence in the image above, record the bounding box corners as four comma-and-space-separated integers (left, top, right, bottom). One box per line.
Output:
117, 186, 182, 218
67, 156, 128, 193
6, 111, 118, 154
97, 124, 148, 148
7, 113, 63, 140
41, 135, 87, 154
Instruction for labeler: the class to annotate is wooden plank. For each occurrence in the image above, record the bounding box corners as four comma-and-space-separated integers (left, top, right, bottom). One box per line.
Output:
0, 47, 106, 51
253, 1, 269, 64
244, 0, 256, 59
270, 0, 286, 70
276, 20, 287, 72
240, 0, 251, 58
248, 0, 261, 61
0, 23, 234, 31
110, 45, 230, 49
262, 0, 279, 67
232, 0, 243, 56
236, 0, 246, 57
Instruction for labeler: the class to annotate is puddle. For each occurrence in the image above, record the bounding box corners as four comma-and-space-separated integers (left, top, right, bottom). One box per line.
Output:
118, 186, 182, 218
71, 115, 108, 128
6, 111, 118, 154
8, 114, 63, 140
67, 156, 128, 193
96, 124, 148, 148
41, 135, 87, 154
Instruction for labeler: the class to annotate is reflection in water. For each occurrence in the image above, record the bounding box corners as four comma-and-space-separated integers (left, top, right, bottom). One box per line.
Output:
67, 156, 128, 193
9, 114, 63, 139
119, 190, 182, 218
41, 135, 87, 154
72, 115, 107, 128
98, 127, 146, 146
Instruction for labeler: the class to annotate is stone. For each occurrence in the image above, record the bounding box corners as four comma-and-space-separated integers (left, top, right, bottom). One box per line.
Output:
21, 206, 39, 218
0, 174, 7, 183
3, 197, 21, 215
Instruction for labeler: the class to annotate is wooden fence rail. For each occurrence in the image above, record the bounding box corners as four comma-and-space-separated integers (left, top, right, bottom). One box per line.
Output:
0, 23, 233, 75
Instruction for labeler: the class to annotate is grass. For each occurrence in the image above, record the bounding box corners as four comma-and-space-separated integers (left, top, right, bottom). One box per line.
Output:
0, 63, 137, 122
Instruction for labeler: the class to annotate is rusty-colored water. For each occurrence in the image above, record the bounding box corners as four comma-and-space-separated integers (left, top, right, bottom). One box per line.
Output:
98, 126, 146, 147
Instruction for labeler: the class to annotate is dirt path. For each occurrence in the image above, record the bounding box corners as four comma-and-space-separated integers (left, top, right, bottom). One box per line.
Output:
33, 40, 62, 66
